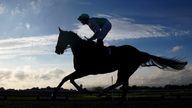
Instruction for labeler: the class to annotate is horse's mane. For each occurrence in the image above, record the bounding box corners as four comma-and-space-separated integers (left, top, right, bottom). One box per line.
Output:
68, 31, 97, 47
67, 31, 82, 40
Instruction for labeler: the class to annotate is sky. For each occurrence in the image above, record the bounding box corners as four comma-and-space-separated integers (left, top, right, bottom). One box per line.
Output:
0, 0, 192, 89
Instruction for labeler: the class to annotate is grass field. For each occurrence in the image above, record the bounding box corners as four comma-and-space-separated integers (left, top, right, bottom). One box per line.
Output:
1, 89, 192, 108
0, 100, 192, 108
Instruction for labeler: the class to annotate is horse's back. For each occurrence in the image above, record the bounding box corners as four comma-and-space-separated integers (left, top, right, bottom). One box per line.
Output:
107, 45, 142, 65
82, 40, 141, 61
108, 45, 139, 55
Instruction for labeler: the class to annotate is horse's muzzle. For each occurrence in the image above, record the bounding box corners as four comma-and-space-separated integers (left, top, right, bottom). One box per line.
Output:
55, 47, 64, 55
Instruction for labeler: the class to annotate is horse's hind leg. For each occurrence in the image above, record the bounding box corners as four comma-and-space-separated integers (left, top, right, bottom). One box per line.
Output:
119, 64, 140, 103
99, 80, 121, 96
99, 68, 131, 96
99, 67, 133, 96
121, 81, 129, 102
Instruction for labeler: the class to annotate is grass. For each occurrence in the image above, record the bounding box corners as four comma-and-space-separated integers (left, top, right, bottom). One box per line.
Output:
1, 89, 192, 108
2, 89, 192, 101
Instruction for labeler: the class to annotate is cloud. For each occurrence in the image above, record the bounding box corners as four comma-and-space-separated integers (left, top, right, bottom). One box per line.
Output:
11, 6, 25, 16
25, 23, 31, 30
74, 14, 191, 40
29, 0, 54, 15
13, 22, 32, 32
130, 65, 192, 87
0, 35, 57, 50
0, 70, 12, 88
0, 3, 5, 15
0, 70, 12, 81
0, 66, 66, 82
95, 14, 112, 18
77, 1, 92, 5
40, 69, 65, 80
0, 64, 191, 89
9, 0, 44, 17
171, 45, 183, 53
30, 0, 42, 14
0, 34, 58, 59
108, 18, 168, 40
10, 0, 45, 16
0, 66, 68, 89
14, 71, 28, 80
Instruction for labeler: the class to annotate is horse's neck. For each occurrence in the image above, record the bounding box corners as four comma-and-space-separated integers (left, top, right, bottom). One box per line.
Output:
70, 36, 84, 55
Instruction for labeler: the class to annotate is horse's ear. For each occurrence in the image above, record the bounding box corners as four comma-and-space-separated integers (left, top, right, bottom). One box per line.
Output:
58, 27, 62, 32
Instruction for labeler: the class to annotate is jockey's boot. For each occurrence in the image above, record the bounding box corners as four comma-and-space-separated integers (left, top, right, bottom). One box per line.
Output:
97, 39, 104, 47
97, 39, 107, 56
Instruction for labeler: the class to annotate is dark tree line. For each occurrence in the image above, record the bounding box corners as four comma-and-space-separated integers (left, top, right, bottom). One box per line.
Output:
1, 84, 192, 94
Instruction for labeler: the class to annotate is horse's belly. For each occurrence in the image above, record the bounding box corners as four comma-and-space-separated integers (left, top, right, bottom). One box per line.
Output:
74, 59, 117, 74
95, 63, 117, 73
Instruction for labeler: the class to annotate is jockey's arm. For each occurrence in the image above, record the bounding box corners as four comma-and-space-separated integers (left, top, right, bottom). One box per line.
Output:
89, 30, 100, 41
88, 18, 101, 41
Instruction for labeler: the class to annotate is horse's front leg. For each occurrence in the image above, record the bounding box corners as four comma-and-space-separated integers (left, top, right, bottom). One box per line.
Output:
52, 71, 77, 100
52, 71, 86, 100
70, 79, 87, 92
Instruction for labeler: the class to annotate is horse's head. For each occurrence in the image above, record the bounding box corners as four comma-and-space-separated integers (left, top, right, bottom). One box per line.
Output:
55, 27, 73, 55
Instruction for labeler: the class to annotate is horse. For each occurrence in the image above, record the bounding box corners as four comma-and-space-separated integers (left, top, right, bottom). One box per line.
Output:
52, 27, 187, 101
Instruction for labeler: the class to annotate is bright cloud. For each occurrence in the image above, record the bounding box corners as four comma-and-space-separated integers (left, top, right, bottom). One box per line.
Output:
0, 70, 12, 81
171, 45, 183, 53
74, 15, 191, 40
0, 35, 58, 59
130, 65, 192, 87
108, 18, 168, 40
1, 64, 191, 89
0, 33, 73, 89
25, 23, 31, 30
0, 35, 57, 50
0, 67, 68, 89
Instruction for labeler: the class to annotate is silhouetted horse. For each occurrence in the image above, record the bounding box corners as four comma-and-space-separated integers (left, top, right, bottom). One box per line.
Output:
52, 27, 187, 101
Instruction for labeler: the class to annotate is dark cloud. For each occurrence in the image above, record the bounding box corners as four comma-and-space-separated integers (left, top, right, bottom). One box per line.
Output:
14, 71, 28, 80
0, 70, 12, 80
40, 69, 65, 80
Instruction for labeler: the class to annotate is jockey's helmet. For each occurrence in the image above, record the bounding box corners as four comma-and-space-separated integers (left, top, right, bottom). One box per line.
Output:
78, 14, 89, 21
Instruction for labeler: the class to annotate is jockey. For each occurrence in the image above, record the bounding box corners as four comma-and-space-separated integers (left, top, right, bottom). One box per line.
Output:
78, 13, 112, 46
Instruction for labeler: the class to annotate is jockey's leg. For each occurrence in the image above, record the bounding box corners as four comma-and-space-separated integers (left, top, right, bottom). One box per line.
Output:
96, 20, 111, 46
99, 20, 112, 39
97, 39, 104, 46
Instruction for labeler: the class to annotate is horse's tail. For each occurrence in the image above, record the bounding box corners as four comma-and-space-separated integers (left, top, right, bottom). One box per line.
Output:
141, 52, 187, 70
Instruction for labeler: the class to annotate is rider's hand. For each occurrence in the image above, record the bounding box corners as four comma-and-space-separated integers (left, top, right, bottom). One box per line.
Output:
87, 38, 92, 41
84, 36, 89, 40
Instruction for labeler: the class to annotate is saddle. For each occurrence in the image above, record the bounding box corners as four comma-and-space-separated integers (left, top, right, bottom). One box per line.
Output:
85, 40, 115, 57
